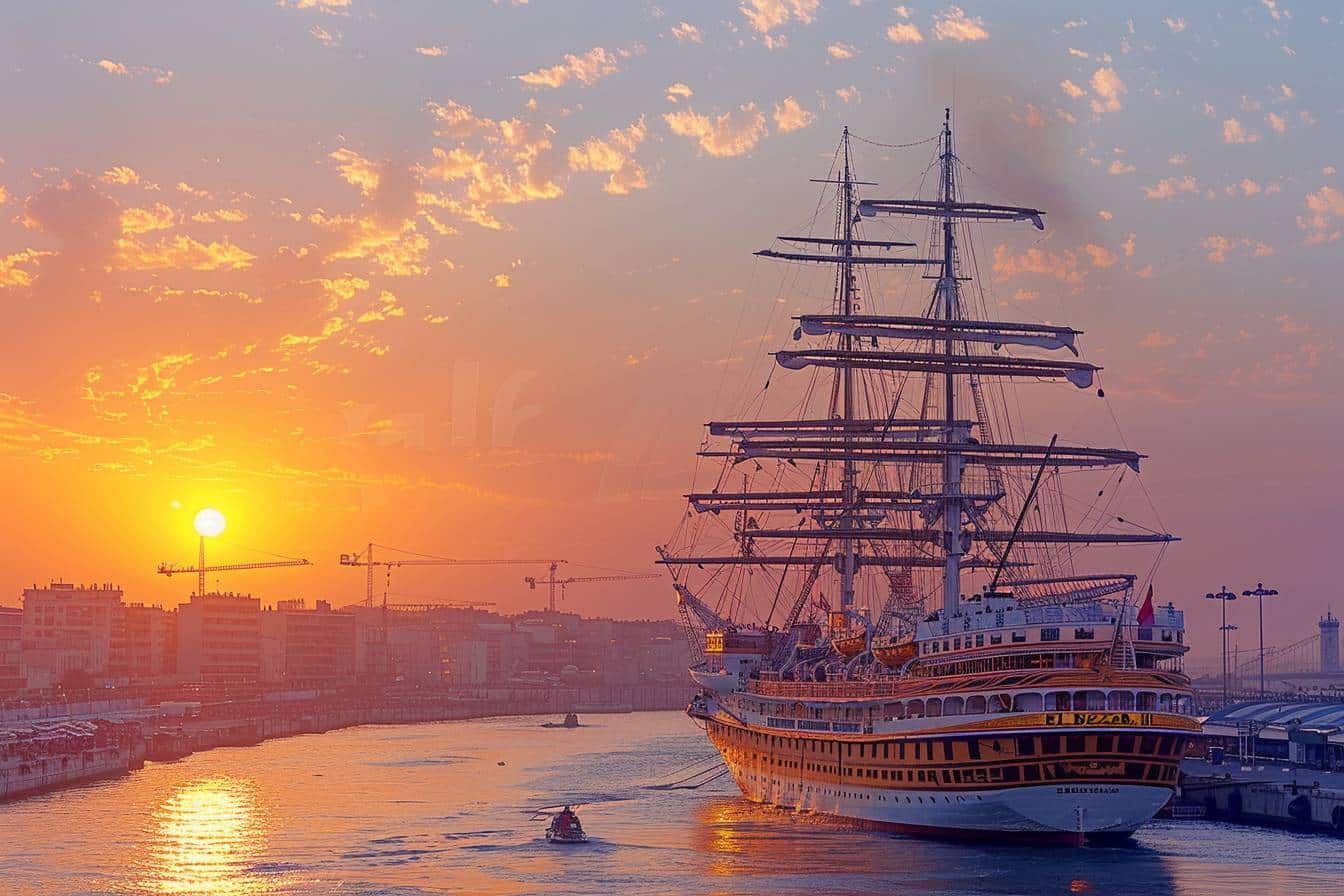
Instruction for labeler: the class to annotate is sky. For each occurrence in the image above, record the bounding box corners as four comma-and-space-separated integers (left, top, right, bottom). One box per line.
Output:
0, 1, 1339, 664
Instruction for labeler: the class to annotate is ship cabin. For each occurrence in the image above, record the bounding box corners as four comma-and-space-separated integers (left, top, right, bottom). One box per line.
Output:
703, 627, 778, 677
902, 591, 1187, 678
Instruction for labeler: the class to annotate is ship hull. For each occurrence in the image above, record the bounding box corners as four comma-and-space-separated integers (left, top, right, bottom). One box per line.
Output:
724, 766, 1167, 841
701, 710, 1189, 842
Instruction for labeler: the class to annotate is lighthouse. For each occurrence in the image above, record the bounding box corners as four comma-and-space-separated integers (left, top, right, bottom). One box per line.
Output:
1321, 609, 1341, 674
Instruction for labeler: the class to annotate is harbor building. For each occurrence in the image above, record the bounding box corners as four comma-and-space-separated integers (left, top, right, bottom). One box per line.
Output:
1322, 610, 1340, 674
20, 582, 123, 690
0, 606, 22, 694
260, 599, 356, 689
177, 592, 261, 683
110, 603, 174, 683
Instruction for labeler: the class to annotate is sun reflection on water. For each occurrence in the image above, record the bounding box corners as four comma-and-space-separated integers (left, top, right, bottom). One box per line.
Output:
138, 777, 275, 896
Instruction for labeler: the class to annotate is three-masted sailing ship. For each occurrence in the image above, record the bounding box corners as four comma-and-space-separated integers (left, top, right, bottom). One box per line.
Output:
659, 111, 1198, 842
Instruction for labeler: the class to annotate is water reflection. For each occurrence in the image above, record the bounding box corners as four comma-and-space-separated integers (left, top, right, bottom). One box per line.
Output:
137, 777, 275, 896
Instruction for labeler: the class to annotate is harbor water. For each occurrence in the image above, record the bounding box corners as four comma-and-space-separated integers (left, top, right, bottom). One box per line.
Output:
3, 711, 1341, 896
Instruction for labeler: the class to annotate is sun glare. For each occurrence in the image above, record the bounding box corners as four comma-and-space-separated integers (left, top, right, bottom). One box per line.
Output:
193, 507, 226, 538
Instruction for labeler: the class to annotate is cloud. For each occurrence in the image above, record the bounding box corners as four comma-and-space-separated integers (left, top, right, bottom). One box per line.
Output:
1200, 234, 1275, 262
1089, 67, 1126, 115
933, 6, 989, 41
772, 96, 814, 132
21, 174, 122, 275
739, 0, 820, 34
665, 82, 693, 103
1123, 232, 1136, 256
1163, 17, 1186, 32
330, 147, 382, 196
671, 21, 703, 42
1059, 80, 1084, 99
112, 234, 256, 271
93, 58, 174, 85
992, 244, 1085, 285
1222, 117, 1259, 144
664, 103, 767, 157
100, 166, 141, 186
1083, 243, 1117, 268
1297, 185, 1344, 244
1143, 175, 1199, 199
491, 273, 511, 288
886, 22, 924, 43
517, 46, 623, 89
310, 25, 340, 46
1267, 112, 1286, 134
415, 46, 448, 57
356, 290, 407, 323
1239, 178, 1261, 196
119, 203, 176, 235
277, 0, 350, 11
567, 117, 649, 195
0, 249, 52, 289
835, 85, 861, 104
1108, 160, 1135, 175
827, 41, 858, 59
1168, 153, 1187, 166
1140, 331, 1175, 349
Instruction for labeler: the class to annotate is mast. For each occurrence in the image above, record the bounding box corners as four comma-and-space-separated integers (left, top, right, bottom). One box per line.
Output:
839, 127, 857, 613
938, 108, 964, 617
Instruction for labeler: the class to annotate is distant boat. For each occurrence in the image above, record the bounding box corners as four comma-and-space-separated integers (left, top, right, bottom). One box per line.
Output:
546, 806, 588, 843
542, 711, 581, 729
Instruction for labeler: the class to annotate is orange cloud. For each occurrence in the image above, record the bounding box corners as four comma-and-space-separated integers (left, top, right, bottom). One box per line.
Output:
112, 234, 256, 271
664, 104, 767, 157
567, 117, 649, 195
120, 203, 176, 235
518, 46, 623, 89
934, 6, 989, 42
772, 96, 814, 133
740, 0, 820, 34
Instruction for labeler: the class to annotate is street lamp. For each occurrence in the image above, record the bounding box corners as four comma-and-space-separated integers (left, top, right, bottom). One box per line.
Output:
1205, 587, 1237, 703
1242, 582, 1280, 698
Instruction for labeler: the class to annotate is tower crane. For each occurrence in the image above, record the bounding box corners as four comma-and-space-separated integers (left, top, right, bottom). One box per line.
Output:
525, 562, 662, 613
339, 543, 552, 682
157, 558, 310, 596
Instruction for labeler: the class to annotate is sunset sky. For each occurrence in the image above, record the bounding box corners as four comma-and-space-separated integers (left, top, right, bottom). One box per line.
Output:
0, 1, 1339, 664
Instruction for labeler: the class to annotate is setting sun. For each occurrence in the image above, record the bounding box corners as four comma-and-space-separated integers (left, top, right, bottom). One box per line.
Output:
193, 508, 226, 538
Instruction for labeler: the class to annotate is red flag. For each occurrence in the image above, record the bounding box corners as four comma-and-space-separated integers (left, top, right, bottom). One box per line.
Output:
1137, 585, 1155, 627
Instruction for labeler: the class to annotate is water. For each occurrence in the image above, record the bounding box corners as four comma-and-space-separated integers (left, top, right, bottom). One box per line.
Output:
3, 711, 1340, 895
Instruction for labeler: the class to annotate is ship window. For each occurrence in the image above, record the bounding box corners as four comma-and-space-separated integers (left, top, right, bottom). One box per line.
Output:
1040, 627, 1061, 642
990, 634, 1003, 645
943, 640, 950, 652
1140, 735, 1158, 755
1012, 693, 1042, 712
1108, 691, 1135, 711
1011, 632, 1027, 643
1003, 766, 1020, 783
944, 697, 964, 716
965, 695, 986, 714
1117, 734, 1135, 754
1023, 764, 1040, 782
1159, 693, 1173, 713
967, 739, 981, 760
975, 634, 984, 647
1097, 734, 1114, 753
1066, 734, 1086, 754
926, 699, 942, 718
898, 742, 906, 760
1017, 736, 1035, 757
943, 740, 953, 761
931, 642, 939, 654
1137, 692, 1157, 711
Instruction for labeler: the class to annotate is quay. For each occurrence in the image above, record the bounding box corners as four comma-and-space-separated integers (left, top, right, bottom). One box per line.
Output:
1174, 699, 1344, 836
0, 683, 695, 803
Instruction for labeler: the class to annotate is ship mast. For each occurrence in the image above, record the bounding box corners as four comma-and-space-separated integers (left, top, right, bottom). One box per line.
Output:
937, 109, 965, 617
839, 127, 858, 613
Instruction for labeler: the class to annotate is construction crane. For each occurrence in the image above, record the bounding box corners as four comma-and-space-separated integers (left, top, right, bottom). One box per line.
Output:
339, 543, 554, 606
157, 508, 310, 596
525, 562, 662, 613
339, 543, 552, 683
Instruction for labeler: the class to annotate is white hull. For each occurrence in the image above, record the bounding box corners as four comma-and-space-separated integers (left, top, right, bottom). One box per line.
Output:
724, 762, 1169, 837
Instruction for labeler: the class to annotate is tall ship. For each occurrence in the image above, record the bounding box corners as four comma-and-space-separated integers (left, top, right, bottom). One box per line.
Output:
659, 111, 1199, 843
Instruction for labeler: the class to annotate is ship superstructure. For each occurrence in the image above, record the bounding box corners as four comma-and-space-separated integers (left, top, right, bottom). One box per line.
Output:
659, 112, 1198, 842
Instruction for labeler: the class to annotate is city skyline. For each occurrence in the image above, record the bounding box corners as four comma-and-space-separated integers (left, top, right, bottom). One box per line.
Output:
1, 1, 1340, 663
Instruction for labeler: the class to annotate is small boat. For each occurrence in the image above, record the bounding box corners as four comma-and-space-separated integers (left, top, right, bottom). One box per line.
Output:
543, 712, 580, 729
546, 806, 588, 843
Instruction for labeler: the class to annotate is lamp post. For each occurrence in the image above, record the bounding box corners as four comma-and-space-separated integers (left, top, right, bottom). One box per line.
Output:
1242, 582, 1280, 698
1205, 587, 1237, 703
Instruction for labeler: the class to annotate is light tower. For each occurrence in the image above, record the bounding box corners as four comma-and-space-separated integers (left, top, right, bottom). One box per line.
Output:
1205, 587, 1237, 702
1242, 582, 1279, 698
1321, 609, 1341, 674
